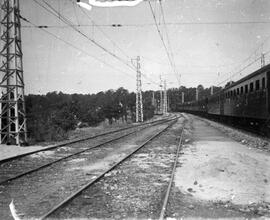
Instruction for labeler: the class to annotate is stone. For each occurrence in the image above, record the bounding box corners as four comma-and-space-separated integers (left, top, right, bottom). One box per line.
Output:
188, 204, 195, 209
187, 188, 195, 193
239, 208, 250, 213
224, 203, 230, 208
83, 195, 91, 199
241, 140, 247, 144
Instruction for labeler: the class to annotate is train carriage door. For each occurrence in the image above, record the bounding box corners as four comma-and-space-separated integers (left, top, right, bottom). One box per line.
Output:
267, 71, 270, 114
220, 92, 224, 115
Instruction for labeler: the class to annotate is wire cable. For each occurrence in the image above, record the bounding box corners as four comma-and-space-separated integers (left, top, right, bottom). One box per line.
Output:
148, 1, 178, 84
43, 0, 135, 68
217, 49, 270, 87
32, 0, 160, 87
70, 0, 131, 60
20, 15, 136, 81
159, 0, 179, 85
21, 21, 270, 29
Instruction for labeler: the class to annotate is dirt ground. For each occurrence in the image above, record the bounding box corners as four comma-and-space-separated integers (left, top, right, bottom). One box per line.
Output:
0, 122, 134, 162
1, 113, 269, 219
0, 144, 46, 161
0, 115, 170, 162
53, 114, 270, 219
168, 113, 270, 219
52, 117, 185, 219
0, 122, 169, 219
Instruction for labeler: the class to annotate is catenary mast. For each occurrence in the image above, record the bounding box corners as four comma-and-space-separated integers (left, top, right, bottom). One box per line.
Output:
135, 56, 143, 122
0, 0, 27, 145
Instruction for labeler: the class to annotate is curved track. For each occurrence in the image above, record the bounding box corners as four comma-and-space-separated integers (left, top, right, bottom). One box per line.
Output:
0, 116, 177, 185
39, 118, 179, 219
0, 116, 173, 164
159, 124, 185, 220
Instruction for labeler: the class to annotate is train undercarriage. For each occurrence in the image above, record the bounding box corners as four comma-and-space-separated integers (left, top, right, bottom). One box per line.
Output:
179, 110, 270, 137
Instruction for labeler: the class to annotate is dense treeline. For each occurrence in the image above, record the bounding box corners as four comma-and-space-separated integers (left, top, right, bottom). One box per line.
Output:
25, 87, 154, 142
168, 85, 222, 111
25, 85, 220, 143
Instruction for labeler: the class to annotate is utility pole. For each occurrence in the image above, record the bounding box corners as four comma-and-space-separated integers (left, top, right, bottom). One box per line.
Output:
167, 94, 170, 112
0, 0, 27, 145
159, 89, 163, 114
196, 87, 199, 101
152, 91, 156, 114
211, 86, 214, 95
152, 91, 155, 106
181, 92, 184, 104
159, 76, 163, 114
163, 80, 167, 114
135, 56, 143, 122
261, 53, 265, 68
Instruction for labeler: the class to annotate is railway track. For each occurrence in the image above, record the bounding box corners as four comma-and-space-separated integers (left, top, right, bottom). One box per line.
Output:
0, 116, 177, 185
39, 118, 178, 219
0, 116, 173, 164
159, 124, 185, 220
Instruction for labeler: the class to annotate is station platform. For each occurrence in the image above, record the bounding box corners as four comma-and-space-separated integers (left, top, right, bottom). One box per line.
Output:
0, 144, 53, 162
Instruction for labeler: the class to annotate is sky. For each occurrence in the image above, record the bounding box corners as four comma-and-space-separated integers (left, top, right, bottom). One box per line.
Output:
18, 0, 270, 94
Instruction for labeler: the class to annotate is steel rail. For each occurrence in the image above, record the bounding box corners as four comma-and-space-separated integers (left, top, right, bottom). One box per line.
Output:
159, 125, 185, 220
39, 119, 178, 220
0, 116, 174, 164
0, 117, 178, 185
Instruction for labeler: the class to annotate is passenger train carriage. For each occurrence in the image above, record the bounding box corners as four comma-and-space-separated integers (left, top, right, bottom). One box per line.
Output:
178, 64, 270, 134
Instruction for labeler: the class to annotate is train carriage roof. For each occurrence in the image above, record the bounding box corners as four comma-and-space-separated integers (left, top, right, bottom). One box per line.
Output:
180, 64, 270, 104
224, 63, 270, 91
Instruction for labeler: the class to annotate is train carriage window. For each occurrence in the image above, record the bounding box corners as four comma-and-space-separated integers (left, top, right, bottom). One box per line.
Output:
245, 84, 248, 93
237, 88, 239, 95
255, 80, 260, 90
240, 86, 243, 94
250, 82, 254, 92
262, 77, 266, 89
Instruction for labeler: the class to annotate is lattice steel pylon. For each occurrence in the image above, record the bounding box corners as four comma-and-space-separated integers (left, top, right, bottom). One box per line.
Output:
0, 0, 27, 145
135, 56, 143, 122
163, 80, 167, 114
